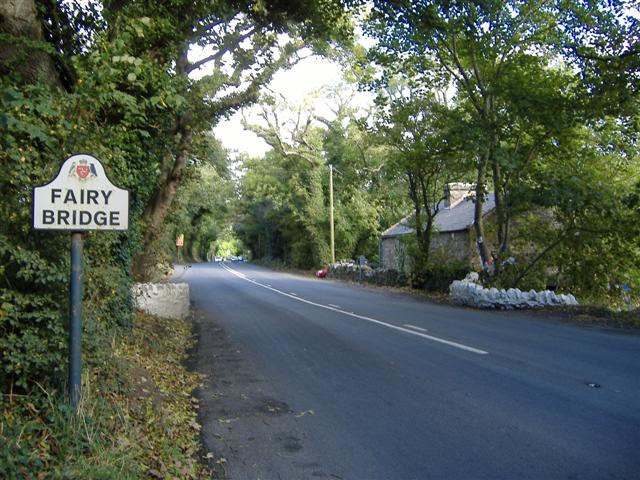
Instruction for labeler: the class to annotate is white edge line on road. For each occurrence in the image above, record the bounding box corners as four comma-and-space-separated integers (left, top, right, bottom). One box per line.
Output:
328, 304, 340, 309
403, 324, 428, 333
221, 264, 488, 356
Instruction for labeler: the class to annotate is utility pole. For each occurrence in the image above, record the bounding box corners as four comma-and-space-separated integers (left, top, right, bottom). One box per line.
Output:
329, 164, 335, 264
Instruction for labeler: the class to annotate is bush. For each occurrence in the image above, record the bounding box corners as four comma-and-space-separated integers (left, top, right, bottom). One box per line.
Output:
0, 80, 145, 394
411, 261, 470, 292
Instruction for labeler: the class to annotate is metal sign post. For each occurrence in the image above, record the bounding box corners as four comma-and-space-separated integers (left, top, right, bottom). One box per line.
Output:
32, 154, 129, 410
358, 255, 367, 283
69, 232, 83, 408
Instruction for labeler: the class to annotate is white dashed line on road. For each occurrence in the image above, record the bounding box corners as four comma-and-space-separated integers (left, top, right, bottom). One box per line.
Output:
403, 324, 428, 333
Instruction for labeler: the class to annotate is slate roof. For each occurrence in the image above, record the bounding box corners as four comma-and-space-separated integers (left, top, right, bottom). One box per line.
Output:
381, 194, 496, 238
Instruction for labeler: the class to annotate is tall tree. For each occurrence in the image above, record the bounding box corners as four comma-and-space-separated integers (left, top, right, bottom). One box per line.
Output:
119, 0, 357, 278
242, 97, 331, 266
373, 80, 469, 273
366, 0, 638, 271
367, 0, 567, 267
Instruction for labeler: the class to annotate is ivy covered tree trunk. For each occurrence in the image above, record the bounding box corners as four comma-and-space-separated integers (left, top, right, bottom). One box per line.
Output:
132, 114, 193, 280
0, 0, 62, 87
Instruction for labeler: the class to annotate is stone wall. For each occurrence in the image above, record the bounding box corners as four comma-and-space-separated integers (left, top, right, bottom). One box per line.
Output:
430, 230, 470, 264
133, 283, 190, 320
380, 237, 409, 271
381, 230, 471, 271
328, 262, 408, 287
449, 273, 578, 309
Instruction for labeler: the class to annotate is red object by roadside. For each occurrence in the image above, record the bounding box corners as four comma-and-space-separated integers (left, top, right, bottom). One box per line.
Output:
315, 268, 327, 278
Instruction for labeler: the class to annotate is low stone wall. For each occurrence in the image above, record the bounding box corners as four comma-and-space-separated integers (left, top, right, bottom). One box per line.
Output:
328, 262, 408, 287
449, 273, 578, 309
133, 283, 190, 320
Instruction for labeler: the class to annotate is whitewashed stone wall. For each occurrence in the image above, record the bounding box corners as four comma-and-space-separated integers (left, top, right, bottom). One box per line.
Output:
133, 283, 190, 319
449, 273, 578, 309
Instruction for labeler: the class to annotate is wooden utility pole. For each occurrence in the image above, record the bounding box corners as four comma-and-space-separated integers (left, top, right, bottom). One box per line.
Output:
329, 164, 335, 264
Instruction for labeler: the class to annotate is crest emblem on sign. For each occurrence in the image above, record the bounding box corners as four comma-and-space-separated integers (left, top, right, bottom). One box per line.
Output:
69, 159, 97, 180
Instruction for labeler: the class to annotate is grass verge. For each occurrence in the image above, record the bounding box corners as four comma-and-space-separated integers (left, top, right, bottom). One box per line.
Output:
0, 312, 210, 479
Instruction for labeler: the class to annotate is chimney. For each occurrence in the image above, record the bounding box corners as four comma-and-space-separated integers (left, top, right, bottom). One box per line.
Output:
444, 183, 474, 208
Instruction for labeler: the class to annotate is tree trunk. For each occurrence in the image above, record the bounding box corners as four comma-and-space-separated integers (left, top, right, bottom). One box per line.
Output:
492, 155, 508, 253
419, 173, 435, 268
407, 171, 424, 251
132, 45, 194, 281
473, 154, 490, 268
132, 119, 193, 280
0, 0, 62, 87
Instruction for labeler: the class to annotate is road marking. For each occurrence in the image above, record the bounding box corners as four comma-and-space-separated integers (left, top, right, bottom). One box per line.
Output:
328, 304, 340, 309
403, 324, 428, 333
289, 292, 298, 296
221, 264, 488, 356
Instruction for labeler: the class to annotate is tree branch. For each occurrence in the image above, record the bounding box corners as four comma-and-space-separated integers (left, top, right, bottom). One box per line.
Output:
187, 26, 258, 73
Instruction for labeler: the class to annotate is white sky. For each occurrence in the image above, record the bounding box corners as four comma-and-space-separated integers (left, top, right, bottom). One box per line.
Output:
212, 54, 374, 158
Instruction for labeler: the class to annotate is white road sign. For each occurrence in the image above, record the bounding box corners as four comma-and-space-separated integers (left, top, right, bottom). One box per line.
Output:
33, 154, 129, 231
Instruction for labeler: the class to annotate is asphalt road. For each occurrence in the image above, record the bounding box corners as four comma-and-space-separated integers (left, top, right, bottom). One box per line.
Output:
177, 261, 640, 480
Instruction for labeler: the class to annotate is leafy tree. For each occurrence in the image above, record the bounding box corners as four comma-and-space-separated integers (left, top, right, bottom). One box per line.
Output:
95, 0, 357, 279
366, 0, 638, 277
238, 88, 404, 267
240, 99, 330, 267
556, 0, 639, 115
367, 0, 570, 267
511, 114, 640, 302
373, 79, 470, 276
162, 135, 235, 264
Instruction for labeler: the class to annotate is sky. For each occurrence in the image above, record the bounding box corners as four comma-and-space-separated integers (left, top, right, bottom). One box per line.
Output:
211, 53, 374, 158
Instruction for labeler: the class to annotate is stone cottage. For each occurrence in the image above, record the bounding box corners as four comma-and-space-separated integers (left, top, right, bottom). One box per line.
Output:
380, 183, 496, 271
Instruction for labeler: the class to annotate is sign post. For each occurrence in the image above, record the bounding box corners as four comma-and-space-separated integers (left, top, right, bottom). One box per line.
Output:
176, 233, 184, 263
358, 255, 367, 283
69, 232, 83, 407
33, 154, 129, 409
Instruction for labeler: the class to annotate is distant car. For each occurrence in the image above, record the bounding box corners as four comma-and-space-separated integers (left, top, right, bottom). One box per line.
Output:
214, 256, 223, 262
316, 268, 328, 278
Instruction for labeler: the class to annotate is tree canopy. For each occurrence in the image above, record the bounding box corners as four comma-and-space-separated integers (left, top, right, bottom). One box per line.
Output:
1, 0, 638, 397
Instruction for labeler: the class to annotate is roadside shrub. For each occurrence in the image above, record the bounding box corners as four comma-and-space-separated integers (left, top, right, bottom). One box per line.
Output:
412, 260, 470, 292
0, 79, 145, 394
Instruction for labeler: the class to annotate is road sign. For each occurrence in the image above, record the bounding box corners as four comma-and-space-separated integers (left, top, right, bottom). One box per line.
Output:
32, 154, 129, 411
33, 154, 129, 230
176, 234, 184, 247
